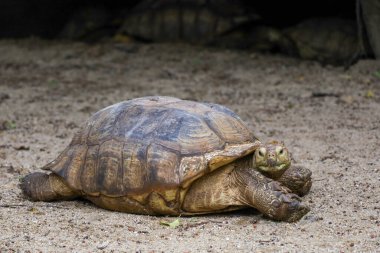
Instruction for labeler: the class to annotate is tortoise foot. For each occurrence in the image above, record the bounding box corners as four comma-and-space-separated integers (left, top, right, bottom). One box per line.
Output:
265, 181, 310, 222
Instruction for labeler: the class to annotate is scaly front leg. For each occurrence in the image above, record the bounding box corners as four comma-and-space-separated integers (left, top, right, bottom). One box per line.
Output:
237, 168, 310, 222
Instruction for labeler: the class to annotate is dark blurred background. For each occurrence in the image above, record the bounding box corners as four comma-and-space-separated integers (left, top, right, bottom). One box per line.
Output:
0, 0, 356, 39
3, 0, 377, 66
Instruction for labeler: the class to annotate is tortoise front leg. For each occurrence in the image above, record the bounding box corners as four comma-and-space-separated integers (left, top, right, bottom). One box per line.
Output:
237, 169, 310, 222
277, 166, 312, 196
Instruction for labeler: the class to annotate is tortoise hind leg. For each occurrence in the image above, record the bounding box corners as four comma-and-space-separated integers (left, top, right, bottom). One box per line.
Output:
20, 172, 79, 201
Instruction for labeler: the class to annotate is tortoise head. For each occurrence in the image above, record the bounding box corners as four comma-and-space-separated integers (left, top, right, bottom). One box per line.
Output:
253, 141, 291, 179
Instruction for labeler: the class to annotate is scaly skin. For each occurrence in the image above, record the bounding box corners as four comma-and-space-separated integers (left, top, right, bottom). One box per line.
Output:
234, 167, 310, 222
183, 157, 310, 222
277, 165, 312, 196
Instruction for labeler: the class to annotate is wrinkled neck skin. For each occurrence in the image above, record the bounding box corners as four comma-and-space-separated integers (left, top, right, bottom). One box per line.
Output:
227, 157, 268, 204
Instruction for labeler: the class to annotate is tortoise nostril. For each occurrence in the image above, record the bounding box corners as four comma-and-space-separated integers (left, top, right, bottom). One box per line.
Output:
267, 158, 277, 167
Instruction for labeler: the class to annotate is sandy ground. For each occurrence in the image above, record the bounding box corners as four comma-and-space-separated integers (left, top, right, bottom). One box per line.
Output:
0, 39, 379, 252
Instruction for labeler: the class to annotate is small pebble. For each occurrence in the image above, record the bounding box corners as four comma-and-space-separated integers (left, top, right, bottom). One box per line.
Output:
97, 241, 109, 250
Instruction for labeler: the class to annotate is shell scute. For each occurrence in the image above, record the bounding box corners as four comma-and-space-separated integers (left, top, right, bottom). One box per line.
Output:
204, 110, 255, 144
112, 105, 168, 142
97, 139, 124, 196
87, 103, 126, 145
52, 145, 87, 190
80, 144, 100, 195
121, 141, 148, 193
154, 109, 225, 155
146, 143, 180, 188
179, 155, 207, 188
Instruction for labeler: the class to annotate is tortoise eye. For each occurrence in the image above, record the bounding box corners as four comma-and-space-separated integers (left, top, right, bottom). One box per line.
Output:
276, 146, 284, 155
258, 148, 266, 157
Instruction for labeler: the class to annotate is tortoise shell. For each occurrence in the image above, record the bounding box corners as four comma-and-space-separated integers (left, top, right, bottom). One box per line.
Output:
283, 18, 358, 65
118, 0, 258, 43
43, 96, 260, 209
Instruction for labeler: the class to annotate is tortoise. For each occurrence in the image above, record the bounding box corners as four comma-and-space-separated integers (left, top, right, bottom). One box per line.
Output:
280, 18, 359, 65
58, 6, 114, 42
117, 0, 259, 45
21, 96, 311, 222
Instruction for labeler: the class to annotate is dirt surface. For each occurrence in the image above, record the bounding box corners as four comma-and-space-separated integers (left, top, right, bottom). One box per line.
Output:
0, 39, 379, 252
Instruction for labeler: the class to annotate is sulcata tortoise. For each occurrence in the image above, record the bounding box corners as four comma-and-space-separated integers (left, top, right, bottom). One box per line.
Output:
21, 96, 311, 222
281, 18, 359, 65
117, 0, 258, 45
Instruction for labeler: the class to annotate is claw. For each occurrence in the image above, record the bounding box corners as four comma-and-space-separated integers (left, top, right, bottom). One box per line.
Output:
269, 181, 290, 193
286, 202, 310, 222
279, 193, 300, 203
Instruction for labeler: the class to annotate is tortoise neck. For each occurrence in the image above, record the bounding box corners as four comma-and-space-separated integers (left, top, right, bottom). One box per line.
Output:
232, 155, 253, 170
231, 165, 273, 208
227, 156, 257, 204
